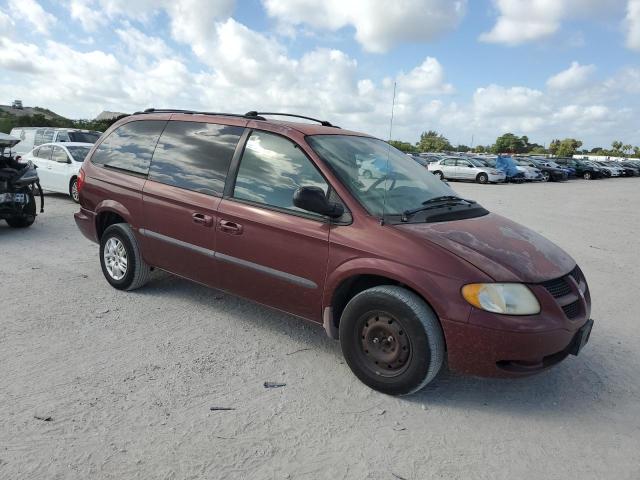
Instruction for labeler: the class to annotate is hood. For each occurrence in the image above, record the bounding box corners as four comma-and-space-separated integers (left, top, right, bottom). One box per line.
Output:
396, 213, 575, 283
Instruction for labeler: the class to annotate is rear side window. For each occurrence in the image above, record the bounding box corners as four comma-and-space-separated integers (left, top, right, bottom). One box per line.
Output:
91, 120, 166, 176
233, 131, 328, 215
36, 145, 52, 159
149, 121, 243, 196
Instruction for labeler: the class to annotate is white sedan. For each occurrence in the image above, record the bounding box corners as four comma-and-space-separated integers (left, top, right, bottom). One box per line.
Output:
22, 142, 93, 203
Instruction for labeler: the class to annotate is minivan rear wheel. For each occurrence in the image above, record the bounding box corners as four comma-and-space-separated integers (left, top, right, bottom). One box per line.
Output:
100, 223, 151, 290
434, 171, 444, 181
339, 286, 444, 395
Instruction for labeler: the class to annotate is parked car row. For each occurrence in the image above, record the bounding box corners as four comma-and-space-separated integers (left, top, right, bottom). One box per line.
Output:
406, 152, 640, 184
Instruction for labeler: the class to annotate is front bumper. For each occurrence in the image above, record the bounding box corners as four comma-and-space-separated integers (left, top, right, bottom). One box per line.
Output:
442, 316, 593, 377
74, 207, 98, 243
488, 173, 506, 183
442, 266, 592, 377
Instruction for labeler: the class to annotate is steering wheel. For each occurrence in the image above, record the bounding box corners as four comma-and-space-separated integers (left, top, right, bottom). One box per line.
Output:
366, 173, 397, 193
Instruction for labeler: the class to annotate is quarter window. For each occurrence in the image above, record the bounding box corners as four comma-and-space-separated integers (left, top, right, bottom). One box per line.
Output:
91, 120, 166, 176
149, 121, 243, 196
233, 131, 328, 215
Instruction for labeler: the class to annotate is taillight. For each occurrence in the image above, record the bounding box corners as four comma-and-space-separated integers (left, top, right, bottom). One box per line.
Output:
77, 167, 85, 194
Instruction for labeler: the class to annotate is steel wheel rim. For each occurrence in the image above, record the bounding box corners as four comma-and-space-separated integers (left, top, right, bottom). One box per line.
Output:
104, 237, 128, 281
357, 311, 411, 377
71, 181, 79, 201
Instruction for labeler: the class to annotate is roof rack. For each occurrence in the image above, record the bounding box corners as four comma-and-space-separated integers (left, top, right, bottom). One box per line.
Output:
245, 111, 339, 128
136, 108, 266, 120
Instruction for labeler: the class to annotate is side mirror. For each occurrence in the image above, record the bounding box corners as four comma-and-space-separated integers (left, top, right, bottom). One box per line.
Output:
293, 186, 344, 219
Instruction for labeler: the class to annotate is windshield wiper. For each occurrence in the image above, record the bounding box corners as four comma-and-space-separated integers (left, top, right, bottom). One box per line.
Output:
401, 196, 476, 221
421, 195, 472, 205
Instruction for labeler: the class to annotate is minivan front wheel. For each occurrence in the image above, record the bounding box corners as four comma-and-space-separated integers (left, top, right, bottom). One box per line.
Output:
100, 223, 151, 290
339, 286, 444, 395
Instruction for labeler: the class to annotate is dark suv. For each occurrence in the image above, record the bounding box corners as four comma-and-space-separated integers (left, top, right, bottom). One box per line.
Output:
75, 109, 593, 395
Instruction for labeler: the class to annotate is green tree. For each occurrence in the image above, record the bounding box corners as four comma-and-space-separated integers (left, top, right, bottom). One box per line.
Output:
455, 144, 470, 153
611, 140, 624, 155
473, 145, 486, 153
492, 133, 527, 154
389, 140, 417, 153
417, 130, 453, 152
633, 146, 640, 158
553, 138, 583, 158
530, 146, 548, 154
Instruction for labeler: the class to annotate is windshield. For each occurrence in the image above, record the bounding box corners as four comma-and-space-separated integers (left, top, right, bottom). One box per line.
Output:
68, 131, 101, 143
66, 146, 91, 162
307, 135, 456, 217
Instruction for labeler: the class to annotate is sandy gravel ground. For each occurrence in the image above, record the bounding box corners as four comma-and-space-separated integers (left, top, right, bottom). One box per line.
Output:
1, 178, 639, 480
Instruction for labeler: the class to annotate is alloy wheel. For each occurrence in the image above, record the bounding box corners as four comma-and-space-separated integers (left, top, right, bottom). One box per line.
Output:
103, 237, 128, 281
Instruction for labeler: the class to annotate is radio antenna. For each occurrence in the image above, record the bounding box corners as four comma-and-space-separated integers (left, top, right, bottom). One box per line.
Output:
380, 81, 397, 226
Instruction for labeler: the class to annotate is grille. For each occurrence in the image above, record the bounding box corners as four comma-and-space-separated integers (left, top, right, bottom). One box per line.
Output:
542, 277, 572, 298
569, 266, 582, 284
562, 300, 581, 319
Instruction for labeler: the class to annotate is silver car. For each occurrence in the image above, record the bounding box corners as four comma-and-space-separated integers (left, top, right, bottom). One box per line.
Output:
428, 157, 506, 184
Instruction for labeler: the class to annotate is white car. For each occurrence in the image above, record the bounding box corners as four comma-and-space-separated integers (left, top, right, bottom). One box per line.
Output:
22, 142, 92, 203
428, 157, 506, 184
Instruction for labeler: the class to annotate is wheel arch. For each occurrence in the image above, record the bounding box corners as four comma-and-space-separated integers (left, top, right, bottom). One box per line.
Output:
94, 201, 133, 240
323, 260, 449, 343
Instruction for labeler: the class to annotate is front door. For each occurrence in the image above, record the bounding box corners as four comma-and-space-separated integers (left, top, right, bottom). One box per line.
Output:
455, 159, 475, 180
141, 120, 246, 287
216, 130, 330, 321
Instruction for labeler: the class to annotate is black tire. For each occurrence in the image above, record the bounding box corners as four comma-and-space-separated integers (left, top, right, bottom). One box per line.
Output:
362, 170, 373, 179
69, 177, 79, 203
542, 171, 550, 182
476, 173, 488, 184
339, 285, 445, 396
6, 191, 36, 228
99, 223, 151, 291
583, 171, 592, 180
434, 171, 444, 181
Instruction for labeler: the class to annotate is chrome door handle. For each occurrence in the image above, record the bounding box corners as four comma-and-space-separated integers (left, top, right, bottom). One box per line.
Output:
192, 213, 213, 227
219, 219, 243, 235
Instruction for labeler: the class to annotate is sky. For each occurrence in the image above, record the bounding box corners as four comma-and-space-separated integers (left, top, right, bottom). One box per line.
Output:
0, 0, 639, 149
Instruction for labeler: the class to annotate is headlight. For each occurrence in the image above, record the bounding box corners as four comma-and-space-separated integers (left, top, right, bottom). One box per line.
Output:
461, 283, 540, 315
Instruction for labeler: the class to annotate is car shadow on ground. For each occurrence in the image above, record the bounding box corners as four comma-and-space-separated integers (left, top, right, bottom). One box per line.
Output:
129, 272, 624, 418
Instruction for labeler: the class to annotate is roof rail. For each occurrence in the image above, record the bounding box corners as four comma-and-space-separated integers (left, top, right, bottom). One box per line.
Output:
245, 111, 339, 128
135, 108, 266, 120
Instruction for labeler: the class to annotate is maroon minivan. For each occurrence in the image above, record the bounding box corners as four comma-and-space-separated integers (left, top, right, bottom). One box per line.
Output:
74, 109, 593, 395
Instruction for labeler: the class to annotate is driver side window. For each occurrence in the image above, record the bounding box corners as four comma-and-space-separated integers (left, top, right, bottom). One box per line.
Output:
233, 131, 329, 215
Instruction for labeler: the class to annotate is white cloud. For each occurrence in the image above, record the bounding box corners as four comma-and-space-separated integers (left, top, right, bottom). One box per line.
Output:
396, 57, 454, 94
546, 62, 596, 90
116, 25, 173, 60
480, 0, 627, 46
0, 9, 15, 35
69, 0, 107, 32
626, 0, 640, 50
262, 0, 467, 53
7, 0, 56, 35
